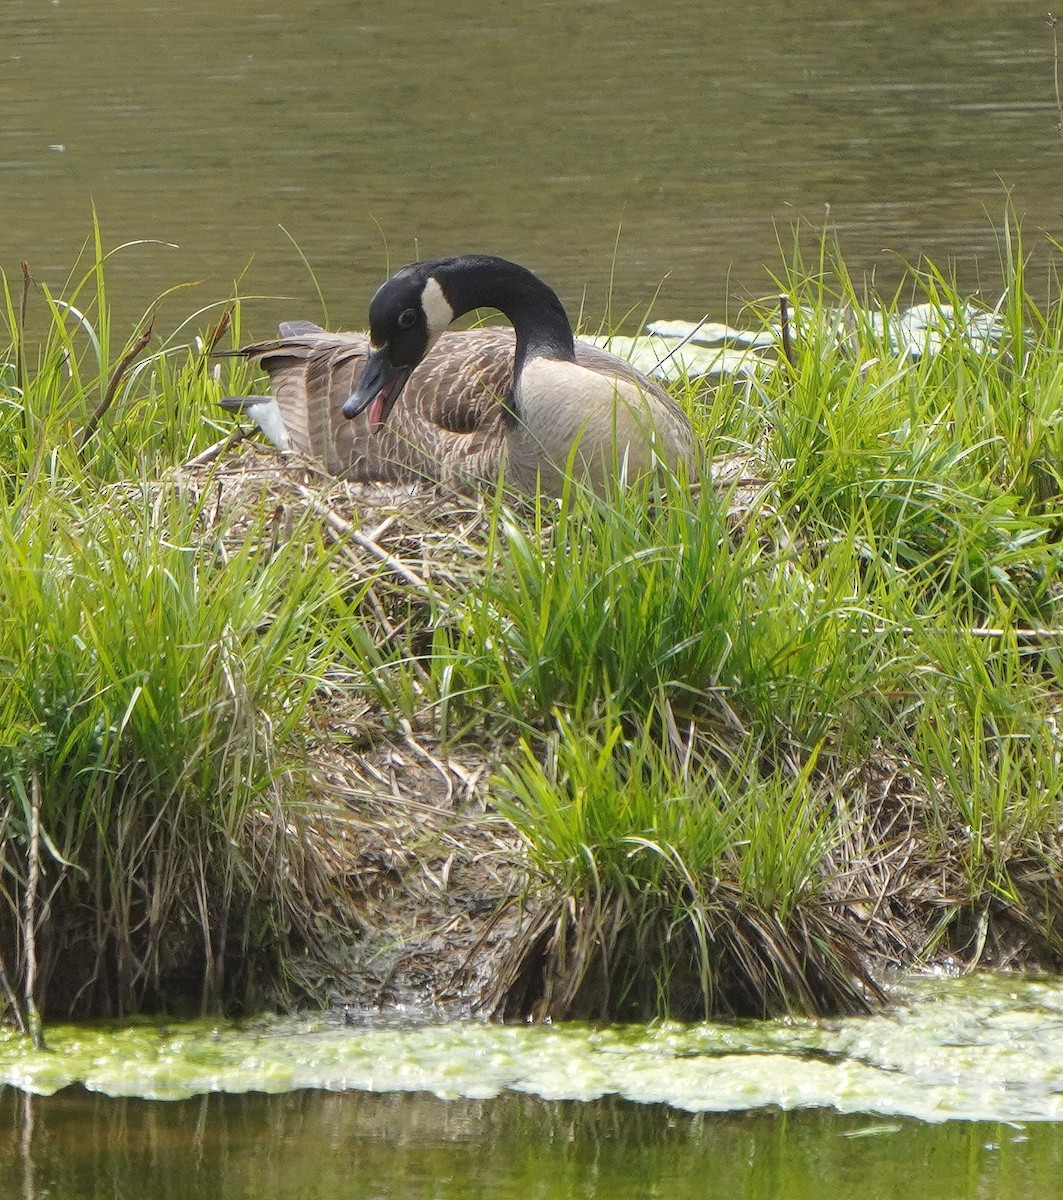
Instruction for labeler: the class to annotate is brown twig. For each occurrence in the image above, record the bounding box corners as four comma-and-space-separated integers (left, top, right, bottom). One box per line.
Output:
78, 316, 155, 453
779, 293, 797, 379
293, 482, 434, 596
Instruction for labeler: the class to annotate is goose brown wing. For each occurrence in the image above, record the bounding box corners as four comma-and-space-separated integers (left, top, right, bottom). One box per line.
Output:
241, 328, 370, 473
239, 326, 517, 482
345, 328, 512, 482
235, 322, 693, 483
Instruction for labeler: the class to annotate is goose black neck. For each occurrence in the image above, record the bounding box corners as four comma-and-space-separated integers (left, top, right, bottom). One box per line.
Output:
433, 255, 577, 374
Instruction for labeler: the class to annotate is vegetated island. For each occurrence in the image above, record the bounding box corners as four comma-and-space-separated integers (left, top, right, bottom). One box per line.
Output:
3, 239, 1063, 1035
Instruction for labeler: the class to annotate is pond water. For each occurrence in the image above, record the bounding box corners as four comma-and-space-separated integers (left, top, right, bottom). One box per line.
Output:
5, 977, 1063, 1198
1, 0, 1060, 333
3, 1089, 1060, 1200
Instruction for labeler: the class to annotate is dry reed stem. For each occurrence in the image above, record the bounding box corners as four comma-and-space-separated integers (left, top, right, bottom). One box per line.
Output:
183, 429, 247, 470
200, 307, 232, 359
23, 774, 44, 1049
78, 317, 155, 452
0, 950, 24, 1035
778, 293, 796, 377
292, 483, 434, 595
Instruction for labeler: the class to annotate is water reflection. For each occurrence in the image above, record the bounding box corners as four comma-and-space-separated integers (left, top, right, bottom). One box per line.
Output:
1, 1086, 1060, 1200
0, 0, 1058, 331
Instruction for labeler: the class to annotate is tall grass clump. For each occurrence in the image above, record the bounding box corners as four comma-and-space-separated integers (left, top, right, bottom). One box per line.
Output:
904, 627, 1063, 910
0, 241, 367, 1023
0, 482, 356, 1019
443, 225, 1063, 1017
433, 475, 738, 728
433, 473, 896, 749
433, 474, 904, 1016
0, 228, 250, 499
489, 711, 878, 1019
764, 237, 1063, 624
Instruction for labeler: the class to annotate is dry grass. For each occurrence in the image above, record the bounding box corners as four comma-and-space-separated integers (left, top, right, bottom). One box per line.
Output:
172, 447, 526, 1013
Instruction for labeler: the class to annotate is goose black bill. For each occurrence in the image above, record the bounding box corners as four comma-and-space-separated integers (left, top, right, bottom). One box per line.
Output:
343, 348, 412, 431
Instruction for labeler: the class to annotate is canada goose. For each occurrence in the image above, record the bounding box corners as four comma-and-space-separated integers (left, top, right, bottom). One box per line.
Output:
223, 256, 696, 493
224, 323, 514, 483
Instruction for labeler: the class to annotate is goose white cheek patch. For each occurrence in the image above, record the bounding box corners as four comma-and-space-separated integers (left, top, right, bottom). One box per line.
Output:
421, 276, 454, 336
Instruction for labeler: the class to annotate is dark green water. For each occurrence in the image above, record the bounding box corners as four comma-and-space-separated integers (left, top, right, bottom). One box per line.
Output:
2, 1087, 1060, 1200
4, 979, 1063, 1196
1, 0, 1059, 332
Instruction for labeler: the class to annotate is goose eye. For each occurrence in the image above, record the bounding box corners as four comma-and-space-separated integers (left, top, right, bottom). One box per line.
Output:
397, 308, 418, 331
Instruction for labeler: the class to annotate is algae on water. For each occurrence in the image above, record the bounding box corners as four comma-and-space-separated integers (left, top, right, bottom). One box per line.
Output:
2, 976, 1062, 1123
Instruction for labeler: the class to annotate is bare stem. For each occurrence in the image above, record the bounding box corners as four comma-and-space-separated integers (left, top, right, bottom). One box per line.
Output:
23, 772, 45, 1051
778, 294, 797, 377
0, 948, 26, 1034
78, 316, 155, 453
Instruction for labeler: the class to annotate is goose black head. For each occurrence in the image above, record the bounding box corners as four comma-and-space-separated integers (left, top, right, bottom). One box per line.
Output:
343, 262, 455, 429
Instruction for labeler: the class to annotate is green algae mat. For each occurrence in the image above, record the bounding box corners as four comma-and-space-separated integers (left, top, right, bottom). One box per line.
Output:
9, 976, 1063, 1200
4, 976, 1063, 1123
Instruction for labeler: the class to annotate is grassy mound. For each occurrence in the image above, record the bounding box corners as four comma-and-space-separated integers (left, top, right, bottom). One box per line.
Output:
3, 226, 1063, 1029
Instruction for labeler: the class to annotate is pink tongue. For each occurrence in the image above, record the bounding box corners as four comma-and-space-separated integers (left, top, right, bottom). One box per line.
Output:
367, 393, 386, 432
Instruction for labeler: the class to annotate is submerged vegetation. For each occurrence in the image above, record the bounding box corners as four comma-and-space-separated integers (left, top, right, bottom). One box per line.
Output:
3, 225, 1063, 1029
